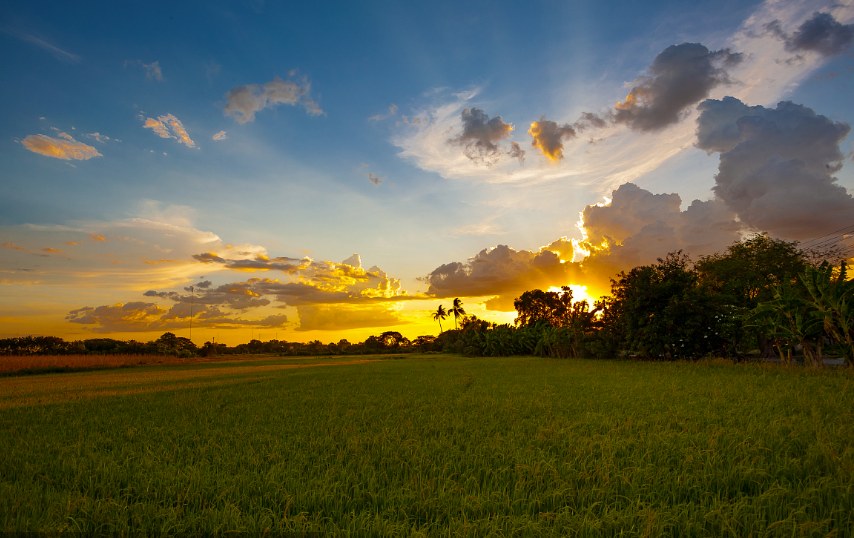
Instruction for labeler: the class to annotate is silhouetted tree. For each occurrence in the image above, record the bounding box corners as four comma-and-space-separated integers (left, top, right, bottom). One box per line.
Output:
432, 305, 448, 333
450, 298, 466, 330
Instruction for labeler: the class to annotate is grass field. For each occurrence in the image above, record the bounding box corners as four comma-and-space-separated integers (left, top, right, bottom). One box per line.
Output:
1, 354, 852, 536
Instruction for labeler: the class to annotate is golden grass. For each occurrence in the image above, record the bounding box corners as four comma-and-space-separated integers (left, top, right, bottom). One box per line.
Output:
0, 353, 182, 374
0, 358, 384, 409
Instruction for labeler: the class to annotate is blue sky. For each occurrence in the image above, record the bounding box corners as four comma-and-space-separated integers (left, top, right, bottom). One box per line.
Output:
2, 0, 853, 344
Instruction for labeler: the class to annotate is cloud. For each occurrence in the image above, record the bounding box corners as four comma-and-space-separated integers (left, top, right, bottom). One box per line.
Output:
419, 243, 592, 311
213, 131, 227, 141
89, 234, 107, 242
87, 132, 110, 143
767, 12, 854, 57
66, 301, 288, 333
367, 173, 383, 186
3, 29, 80, 62
369, 104, 399, 121
2, 242, 29, 252
141, 60, 164, 81
601, 43, 743, 133
696, 97, 854, 240
578, 183, 742, 270
420, 182, 744, 310
448, 107, 523, 166
66, 302, 167, 332
528, 118, 576, 163
223, 74, 323, 123
143, 114, 196, 148
42, 247, 62, 253
296, 305, 405, 332
21, 133, 102, 160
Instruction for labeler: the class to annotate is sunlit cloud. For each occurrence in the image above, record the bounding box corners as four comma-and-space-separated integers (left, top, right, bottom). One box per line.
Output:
213, 130, 227, 141
223, 73, 323, 123
86, 132, 110, 143
2, 242, 30, 252
143, 114, 196, 148
42, 247, 62, 253
21, 133, 102, 160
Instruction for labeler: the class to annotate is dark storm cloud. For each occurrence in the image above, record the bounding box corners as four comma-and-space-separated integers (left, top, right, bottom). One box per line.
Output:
767, 12, 854, 57
448, 107, 523, 166
528, 43, 742, 162
608, 43, 743, 132
696, 97, 854, 239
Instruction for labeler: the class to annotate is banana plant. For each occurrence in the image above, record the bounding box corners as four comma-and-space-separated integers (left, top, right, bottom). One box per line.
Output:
800, 261, 854, 366
749, 278, 825, 367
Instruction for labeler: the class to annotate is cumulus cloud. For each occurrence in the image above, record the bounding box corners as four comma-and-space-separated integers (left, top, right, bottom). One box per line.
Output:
213, 131, 227, 141
766, 12, 854, 58
421, 182, 744, 311
528, 118, 576, 162
606, 43, 743, 133
419, 243, 594, 311
223, 74, 323, 123
448, 107, 523, 166
342, 253, 361, 269
143, 114, 196, 148
696, 97, 854, 239
578, 182, 742, 270
21, 133, 102, 160
87, 132, 110, 143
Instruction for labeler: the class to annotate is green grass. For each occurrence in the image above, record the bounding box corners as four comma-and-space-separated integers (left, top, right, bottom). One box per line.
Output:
1, 355, 852, 536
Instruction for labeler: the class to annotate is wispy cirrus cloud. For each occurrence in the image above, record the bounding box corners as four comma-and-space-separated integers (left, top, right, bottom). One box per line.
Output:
213, 131, 227, 141
2, 28, 80, 62
20, 132, 102, 160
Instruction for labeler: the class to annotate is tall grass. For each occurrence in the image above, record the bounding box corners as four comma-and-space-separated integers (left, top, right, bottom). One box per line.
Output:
0, 355, 852, 536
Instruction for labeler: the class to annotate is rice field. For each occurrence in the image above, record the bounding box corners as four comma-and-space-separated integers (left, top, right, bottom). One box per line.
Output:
0, 353, 182, 375
1, 354, 852, 536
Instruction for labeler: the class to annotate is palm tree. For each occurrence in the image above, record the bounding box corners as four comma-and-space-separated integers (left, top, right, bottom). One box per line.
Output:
450, 298, 466, 330
432, 305, 448, 333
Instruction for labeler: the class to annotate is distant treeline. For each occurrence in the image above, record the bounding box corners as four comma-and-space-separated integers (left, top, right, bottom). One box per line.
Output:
2, 235, 851, 367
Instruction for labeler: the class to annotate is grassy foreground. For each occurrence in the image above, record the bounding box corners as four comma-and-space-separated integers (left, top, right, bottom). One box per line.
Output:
1, 355, 852, 536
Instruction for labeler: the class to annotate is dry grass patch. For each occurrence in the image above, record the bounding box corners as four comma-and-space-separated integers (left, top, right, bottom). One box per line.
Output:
0, 354, 182, 374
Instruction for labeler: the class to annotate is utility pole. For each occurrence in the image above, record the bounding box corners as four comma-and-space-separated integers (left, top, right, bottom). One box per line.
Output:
189, 285, 194, 344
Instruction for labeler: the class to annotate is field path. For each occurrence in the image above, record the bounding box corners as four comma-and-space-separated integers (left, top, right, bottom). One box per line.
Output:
0, 358, 382, 409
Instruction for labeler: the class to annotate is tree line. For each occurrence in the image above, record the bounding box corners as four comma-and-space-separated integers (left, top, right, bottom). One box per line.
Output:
428, 234, 852, 367
2, 234, 850, 367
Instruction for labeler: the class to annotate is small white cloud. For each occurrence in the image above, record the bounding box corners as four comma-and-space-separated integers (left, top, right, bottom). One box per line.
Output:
213, 131, 227, 141
87, 132, 110, 143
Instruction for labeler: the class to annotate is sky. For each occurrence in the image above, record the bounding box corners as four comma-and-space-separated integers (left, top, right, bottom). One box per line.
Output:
2, 0, 853, 346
